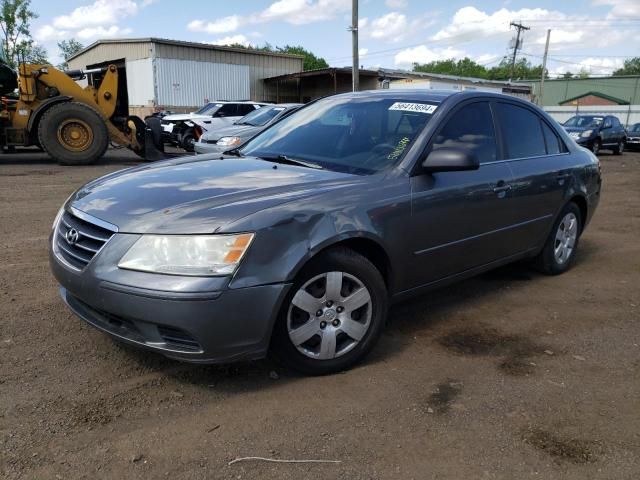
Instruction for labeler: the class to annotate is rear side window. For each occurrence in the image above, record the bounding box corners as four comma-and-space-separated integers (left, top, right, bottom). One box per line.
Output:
541, 121, 562, 155
431, 101, 497, 164
496, 103, 546, 159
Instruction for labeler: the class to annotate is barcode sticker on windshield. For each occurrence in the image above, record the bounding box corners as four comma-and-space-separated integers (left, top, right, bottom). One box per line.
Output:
389, 102, 437, 114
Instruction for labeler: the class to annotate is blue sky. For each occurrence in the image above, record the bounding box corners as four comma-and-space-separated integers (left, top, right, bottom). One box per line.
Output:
31, 0, 640, 77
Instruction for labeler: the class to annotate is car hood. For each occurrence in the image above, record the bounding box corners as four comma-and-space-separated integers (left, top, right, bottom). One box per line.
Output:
68, 156, 359, 234
162, 113, 211, 122
201, 124, 261, 141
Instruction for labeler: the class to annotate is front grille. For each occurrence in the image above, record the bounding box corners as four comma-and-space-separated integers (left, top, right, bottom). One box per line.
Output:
55, 211, 115, 270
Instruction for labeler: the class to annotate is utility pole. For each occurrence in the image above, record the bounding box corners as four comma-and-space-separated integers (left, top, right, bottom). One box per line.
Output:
539, 29, 551, 106
508, 21, 530, 82
350, 0, 359, 91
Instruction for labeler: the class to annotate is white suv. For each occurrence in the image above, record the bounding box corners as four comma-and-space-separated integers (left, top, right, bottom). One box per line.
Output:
161, 101, 267, 151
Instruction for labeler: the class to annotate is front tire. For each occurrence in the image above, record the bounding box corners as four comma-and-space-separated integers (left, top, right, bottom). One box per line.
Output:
534, 202, 582, 275
613, 139, 625, 155
272, 248, 388, 375
591, 139, 601, 156
38, 102, 109, 166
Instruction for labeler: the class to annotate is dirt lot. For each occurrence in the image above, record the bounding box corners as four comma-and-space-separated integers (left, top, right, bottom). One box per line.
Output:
1, 148, 639, 479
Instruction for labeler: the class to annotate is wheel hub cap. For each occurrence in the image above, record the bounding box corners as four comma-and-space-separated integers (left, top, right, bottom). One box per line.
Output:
57, 118, 93, 152
287, 271, 373, 360
554, 212, 578, 265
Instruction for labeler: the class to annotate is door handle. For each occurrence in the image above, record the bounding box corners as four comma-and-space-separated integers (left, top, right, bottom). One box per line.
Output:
493, 184, 512, 194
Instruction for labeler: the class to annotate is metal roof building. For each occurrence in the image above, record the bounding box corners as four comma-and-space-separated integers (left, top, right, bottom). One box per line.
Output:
67, 38, 304, 116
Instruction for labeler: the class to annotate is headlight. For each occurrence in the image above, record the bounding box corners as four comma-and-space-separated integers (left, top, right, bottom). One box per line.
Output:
118, 233, 254, 276
217, 136, 242, 147
580, 129, 593, 138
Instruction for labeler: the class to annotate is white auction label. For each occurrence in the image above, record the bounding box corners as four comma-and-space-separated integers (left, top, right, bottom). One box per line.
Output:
388, 102, 437, 114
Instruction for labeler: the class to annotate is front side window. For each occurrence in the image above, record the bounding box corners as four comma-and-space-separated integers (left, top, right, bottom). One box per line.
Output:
240, 96, 437, 174
216, 104, 237, 117
430, 101, 497, 164
496, 103, 546, 159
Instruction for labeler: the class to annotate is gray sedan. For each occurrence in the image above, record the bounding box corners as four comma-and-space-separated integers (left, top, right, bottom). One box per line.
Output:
194, 103, 302, 155
50, 90, 601, 375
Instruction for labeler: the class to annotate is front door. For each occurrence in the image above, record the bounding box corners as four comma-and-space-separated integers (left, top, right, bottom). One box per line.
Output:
407, 101, 516, 289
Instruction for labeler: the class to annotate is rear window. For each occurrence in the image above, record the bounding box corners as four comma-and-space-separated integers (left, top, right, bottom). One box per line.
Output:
541, 121, 563, 155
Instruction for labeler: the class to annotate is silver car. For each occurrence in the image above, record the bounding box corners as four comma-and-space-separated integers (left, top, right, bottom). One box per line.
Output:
194, 103, 302, 155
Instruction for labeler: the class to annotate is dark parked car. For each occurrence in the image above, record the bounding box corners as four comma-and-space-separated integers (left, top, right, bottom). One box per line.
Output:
625, 123, 640, 150
194, 103, 302, 155
50, 91, 601, 375
563, 114, 626, 155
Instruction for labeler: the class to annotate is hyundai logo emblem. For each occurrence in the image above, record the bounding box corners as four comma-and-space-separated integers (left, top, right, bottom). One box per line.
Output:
65, 228, 80, 245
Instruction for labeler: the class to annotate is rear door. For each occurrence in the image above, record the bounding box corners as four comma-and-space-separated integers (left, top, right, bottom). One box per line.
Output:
493, 101, 571, 252
408, 100, 516, 287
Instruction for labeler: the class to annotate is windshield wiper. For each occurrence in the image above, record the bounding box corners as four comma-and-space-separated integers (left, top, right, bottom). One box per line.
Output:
259, 154, 323, 169
224, 149, 244, 157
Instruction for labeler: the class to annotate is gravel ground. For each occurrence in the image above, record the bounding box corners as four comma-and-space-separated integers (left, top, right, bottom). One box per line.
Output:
1, 147, 639, 479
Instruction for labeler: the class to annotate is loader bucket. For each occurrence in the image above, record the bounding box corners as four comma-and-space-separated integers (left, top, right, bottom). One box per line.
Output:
143, 116, 165, 162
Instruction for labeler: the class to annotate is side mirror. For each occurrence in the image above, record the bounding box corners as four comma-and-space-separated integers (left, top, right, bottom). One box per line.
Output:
422, 147, 479, 173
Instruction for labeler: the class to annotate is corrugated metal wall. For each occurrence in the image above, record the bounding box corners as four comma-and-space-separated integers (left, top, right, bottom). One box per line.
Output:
154, 43, 303, 101
155, 58, 250, 106
526, 76, 640, 106
67, 42, 153, 70
125, 58, 154, 106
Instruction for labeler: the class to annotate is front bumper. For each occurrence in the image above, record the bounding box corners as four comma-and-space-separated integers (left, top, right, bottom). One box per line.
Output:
626, 138, 640, 149
50, 235, 291, 364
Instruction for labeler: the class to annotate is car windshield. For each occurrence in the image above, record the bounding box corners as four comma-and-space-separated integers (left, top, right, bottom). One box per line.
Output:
240, 96, 437, 174
629, 124, 640, 133
195, 103, 222, 115
237, 106, 286, 126
564, 116, 603, 128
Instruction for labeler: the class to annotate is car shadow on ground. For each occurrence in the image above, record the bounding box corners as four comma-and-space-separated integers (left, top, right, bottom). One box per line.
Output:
109, 251, 593, 392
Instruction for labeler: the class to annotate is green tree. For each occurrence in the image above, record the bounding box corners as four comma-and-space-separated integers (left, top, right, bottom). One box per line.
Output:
19, 41, 46, 63
220, 42, 329, 71
275, 45, 328, 71
413, 57, 488, 78
57, 38, 83, 70
613, 57, 640, 76
0, 0, 38, 67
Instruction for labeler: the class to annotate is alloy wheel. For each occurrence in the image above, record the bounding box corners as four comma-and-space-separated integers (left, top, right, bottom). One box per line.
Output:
287, 271, 372, 360
554, 212, 578, 265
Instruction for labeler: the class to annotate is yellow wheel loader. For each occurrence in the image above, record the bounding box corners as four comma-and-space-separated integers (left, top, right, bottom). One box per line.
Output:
0, 57, 164, 165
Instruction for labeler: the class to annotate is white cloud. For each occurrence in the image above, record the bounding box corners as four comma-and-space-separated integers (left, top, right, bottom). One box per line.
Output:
360, 11, 435, 43
209, 34, 251, 47
257, 0, 350, 25
76, 25, 132, 40
188, 0, 351, 36
593, 0, 640, 18
549, 57, 624, 76
52, 0, 138, 30
359, 48, 368, 56
385, 0, 407, 8
187, 16, 242, 34
394, 46, 466, 67
36, 25, 69, 42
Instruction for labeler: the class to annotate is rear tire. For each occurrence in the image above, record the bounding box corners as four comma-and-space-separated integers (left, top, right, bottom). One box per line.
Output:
534, 202, 582, 275
271, 248, 388, 375
38, 102, 109, 166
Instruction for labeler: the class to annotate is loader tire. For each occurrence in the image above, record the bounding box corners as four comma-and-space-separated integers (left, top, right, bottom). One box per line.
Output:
38, 102, 109, 166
